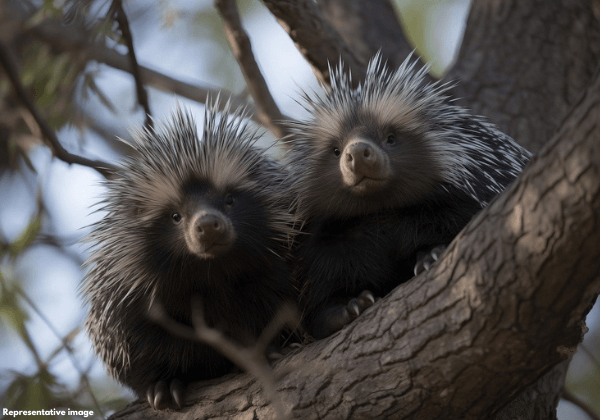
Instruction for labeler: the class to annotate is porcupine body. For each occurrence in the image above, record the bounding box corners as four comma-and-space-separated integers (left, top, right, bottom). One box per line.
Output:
81, 102, 295, 409
285, 55, 532, 339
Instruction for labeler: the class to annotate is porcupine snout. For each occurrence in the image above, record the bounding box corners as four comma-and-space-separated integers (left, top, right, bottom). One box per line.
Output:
341, 139, 389, 188
185, 210, 237, 258
195, 213, 225, 241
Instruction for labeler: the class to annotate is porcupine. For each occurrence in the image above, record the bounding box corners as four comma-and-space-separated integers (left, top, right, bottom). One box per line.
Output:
81, 101, 295, 409
285, 54, 532, 339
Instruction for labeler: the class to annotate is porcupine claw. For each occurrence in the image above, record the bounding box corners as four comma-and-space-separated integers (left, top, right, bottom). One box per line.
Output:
347, 290, 377, 318
414, 245, 447, 276
314, 290, 379, 339
147, 379, 185, 410
147, 381, 168, 410
170, 378, 185, 409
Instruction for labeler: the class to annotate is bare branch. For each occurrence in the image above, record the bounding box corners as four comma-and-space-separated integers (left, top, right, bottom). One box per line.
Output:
0, 41, 116, 178
17, 289, 105, 417
9, 6, 256, 115
148, 301, 299, 420
562, 388, 600, 420
253, 304, 299, 356
109, 0, 153, 129
261, 0, 366, 87
215, 0, 287, 139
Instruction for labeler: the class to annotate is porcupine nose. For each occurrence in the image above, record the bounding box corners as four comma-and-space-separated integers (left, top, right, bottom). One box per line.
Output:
185, 209, 237, 257
195, 213, 226, 244
344, 140, 379, 177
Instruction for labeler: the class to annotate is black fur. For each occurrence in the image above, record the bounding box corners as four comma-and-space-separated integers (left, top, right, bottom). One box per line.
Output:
121, 182, 292, 394
285, 55, 531, 339
81, 104, 295, 408
296, 186, 482, 338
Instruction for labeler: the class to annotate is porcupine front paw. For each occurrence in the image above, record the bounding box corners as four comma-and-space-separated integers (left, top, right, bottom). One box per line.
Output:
313, 290, 378, 339
147, 378, 185, 410
414, 245, 447, 276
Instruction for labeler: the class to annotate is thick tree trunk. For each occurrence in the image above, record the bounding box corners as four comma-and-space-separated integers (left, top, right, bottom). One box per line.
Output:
446, 0, 600, 153
446, 3, 600, 415
110, 68, 600, 420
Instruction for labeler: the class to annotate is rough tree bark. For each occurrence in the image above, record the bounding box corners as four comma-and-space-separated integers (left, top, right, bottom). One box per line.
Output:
317, 0, 422, 72
111, 67, 600, 419
446, 0, 600, 154
444, 1, 600, 417
261, 0, 367, 85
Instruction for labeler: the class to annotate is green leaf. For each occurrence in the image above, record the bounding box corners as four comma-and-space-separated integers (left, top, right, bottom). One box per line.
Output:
8, 215, 42, 258
0, 277, 32, 352
3, 368, 64, 413
24, 1, 61, 29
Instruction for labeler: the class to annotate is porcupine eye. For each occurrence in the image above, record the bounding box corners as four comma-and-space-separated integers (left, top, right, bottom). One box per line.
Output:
386, 133, 397, 145
333, 147, 341, 157
224, 194, 234, 206
171, 212, 182, 224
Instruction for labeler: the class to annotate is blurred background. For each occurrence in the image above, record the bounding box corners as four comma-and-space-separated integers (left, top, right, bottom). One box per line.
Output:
0, 0, 598, 418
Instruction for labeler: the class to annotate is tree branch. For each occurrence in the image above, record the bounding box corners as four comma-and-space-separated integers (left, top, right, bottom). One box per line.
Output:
442, 2, 600, 414
562, 388, 600, 420
109, 0, 153, 129
9, 6, 256, 116
109, 56, 600, 420
261, 0, 366, 87
318, 0, 431, 82
0, 40, 116, 178
17, 288, 105, 417
215, 0, 287, 138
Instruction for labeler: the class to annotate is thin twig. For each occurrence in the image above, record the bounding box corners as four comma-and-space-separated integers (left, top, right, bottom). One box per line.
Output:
20, 10, 259, 117
0, 41, 116, 178
254, 305, 299, 355
109, 0, 153, 129
215, 0, 288, 138
18, 288, 105, 417
579, 342, 600, 371
562, 388, 600, 420
149, 300, 298, 420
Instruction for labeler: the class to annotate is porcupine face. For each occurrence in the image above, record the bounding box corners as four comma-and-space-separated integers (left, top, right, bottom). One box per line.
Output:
156, 178, 271, 260
175, 184, 237, 259
287, 60, 447, 218
320, 108, 443, 199
83, 103, 293, 300
127, 110, 287, 269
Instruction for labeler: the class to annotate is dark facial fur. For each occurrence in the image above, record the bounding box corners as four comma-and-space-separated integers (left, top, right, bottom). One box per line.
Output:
286, 54, 531, 339
294, 108, 447, 218
81, 102, 295, 407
